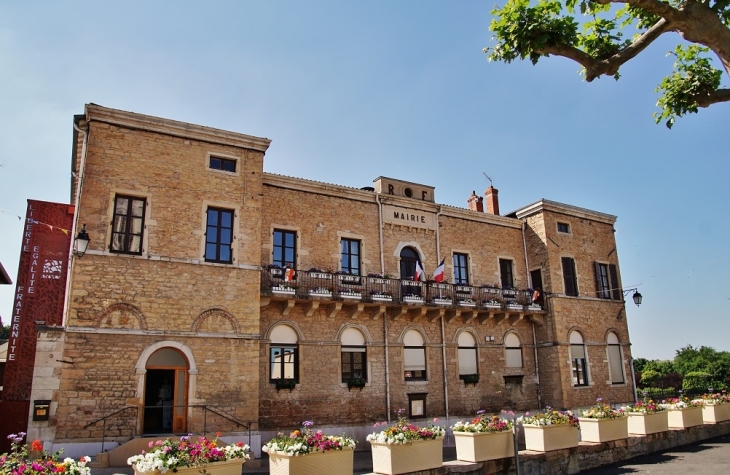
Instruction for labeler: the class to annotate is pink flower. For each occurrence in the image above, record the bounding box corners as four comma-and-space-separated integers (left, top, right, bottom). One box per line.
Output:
433, 418, 439, 423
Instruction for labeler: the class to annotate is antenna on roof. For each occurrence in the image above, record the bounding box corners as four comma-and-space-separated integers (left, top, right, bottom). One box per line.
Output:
483, 172, 493, 186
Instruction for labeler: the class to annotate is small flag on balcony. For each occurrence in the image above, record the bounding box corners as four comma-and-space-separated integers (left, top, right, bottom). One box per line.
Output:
433, 258, 445, 282
284, 266, 296, 282
414, 261, 425, 282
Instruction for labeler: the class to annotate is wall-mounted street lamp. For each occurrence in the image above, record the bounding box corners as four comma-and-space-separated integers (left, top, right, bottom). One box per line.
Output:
624, 288, 643, 307
73, 224, 90, 258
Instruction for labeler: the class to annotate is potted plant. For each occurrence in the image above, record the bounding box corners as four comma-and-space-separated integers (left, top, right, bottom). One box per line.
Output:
271, 283, 297, 295
452, 411, 514, 462
309, 286, 333, 298
623, 396, 668, 435
2, 433, 91, 475
518, 407, 580, 452
128, 434, 249, 475
699, 389, 730, 423
660, 395, 704, 429
275, 378, 297, 392
457, 297, 476, 307
263, 421, 356, 475
402, 293, 423, 304
370, 290, 393, 302
366, 410, 445, 475
462, 373, 480, 386
347, 377, 367, 391
482, 299, 501, 309
578, 398, 628, 443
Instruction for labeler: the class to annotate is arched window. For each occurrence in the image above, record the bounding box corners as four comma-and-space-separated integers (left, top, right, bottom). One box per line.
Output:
341, 328, 367, 383
570, 331, 588, 386
400, 247, 420, 280
457, 332, 478, 378
505, 333, 523, 368
607, 332, 625, 384
403, 329, 426, 381
270, 324, 298, 382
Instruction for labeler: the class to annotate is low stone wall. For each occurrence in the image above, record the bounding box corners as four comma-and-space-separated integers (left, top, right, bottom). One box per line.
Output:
361, 421, 730, 475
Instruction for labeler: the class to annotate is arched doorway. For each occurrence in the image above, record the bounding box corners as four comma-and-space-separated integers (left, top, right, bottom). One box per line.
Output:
144, 347, 189, 434
400, 247, 422, 297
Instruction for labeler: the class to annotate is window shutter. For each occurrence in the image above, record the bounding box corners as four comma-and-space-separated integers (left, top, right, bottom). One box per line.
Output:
562, 257, 577, 296
594, 262, 602, 296
608, 264, 621, 300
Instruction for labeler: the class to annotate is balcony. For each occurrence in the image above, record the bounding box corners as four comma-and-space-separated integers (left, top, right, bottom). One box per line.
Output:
260, 269, 545, 325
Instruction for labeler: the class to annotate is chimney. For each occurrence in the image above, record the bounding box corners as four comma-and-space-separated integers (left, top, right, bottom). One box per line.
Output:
485, 186, 499, 215
467, 190, 484, 212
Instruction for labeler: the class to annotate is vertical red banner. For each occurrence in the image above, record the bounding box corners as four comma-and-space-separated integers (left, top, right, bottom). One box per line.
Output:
0, 200, 73, 445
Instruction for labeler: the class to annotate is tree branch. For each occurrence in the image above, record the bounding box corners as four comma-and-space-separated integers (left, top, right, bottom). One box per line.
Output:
696, 88, 730, 107
586, 17, 672, 81
595, 0, 684, 22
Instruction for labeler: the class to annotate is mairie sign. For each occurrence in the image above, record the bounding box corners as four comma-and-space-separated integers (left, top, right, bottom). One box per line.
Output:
382, 205, 436, 230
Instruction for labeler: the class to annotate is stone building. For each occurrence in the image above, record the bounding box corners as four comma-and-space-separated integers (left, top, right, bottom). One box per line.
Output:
22, 104, 634, 455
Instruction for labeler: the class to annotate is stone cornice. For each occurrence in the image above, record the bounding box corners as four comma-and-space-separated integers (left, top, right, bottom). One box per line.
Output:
510, 199, 617, 225
263, 173, 523, 228
83, 104, 272, 152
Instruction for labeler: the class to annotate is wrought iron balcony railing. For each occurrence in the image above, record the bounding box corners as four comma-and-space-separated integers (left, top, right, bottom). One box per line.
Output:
260, 268, 543, 312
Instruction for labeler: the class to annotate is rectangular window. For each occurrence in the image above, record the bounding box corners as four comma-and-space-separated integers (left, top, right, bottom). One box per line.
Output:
341, 347, 367, 382
458, 348, 477, 377
110, 194, 146, 254
453, 253, 469, 285
557, 222, 570, 233
270, 346, 298, 381
209, 156, 236, 172
273, 230, 297, 268
608, 344, 625, 384
595, 262, 611, 299
404, 347, 426, 381
562, 257, 578, 296
595, 262, 621, 300
499, 259, 514, 289
205, 208, 234, 263
340, 239, 361, 275
571, 344, 588, 386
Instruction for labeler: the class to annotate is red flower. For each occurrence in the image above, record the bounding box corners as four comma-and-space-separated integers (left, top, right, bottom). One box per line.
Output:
31, 440, 44, 452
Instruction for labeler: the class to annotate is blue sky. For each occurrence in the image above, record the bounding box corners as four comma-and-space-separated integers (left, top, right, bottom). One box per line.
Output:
0, 1, 727, 360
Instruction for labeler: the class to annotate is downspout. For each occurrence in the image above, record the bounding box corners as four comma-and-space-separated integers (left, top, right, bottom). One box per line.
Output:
522, 221, 542, 409
435, 206, 449, 421
376, 194, 391, 422
62, 120, 89, 327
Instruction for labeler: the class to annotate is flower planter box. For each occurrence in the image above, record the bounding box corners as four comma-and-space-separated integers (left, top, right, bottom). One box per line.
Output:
270, 268, 283, 277
133, 458, 244, 475
702, 403, 730, 424
308, 272, 331, 280
371, 294, 393, 302
339, 275, 361, 284
455, 286, 474, 293
340, 292, 362, 300
482, 302, 501, 309
482, 288, 500, 294
272, 287, 296, 296
402, 297, 424, 305
667, 406, 703, 429
627, 412, 668, 435
370, 438, 443, 475
309, 291, 333, 299
507, 304, 524, 311
527, 304, 541, 311
578, 417, 628, 443
523, 424, 579, 452
453, 431, 514, 462
369, 278, 389, 284
502, 290, 517, 297
457, 300, 476, 307
268, 448, 354, 475
433, 298, 452, 306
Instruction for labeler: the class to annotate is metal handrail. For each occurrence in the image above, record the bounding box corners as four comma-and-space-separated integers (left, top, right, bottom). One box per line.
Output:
83, 406, 139, 453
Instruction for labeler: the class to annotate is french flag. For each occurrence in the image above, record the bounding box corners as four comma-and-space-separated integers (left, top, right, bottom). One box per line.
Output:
414, 261, 425, 282
433, 258, 445, 282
